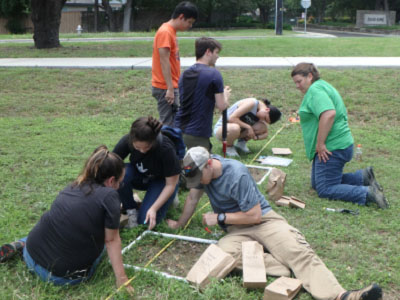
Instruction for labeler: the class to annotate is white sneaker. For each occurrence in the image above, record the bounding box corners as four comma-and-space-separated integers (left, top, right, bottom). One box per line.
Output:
172, 194, 180, 208
126, 209, 138, 228
235, 140, 250, 153
226, 146, 240, 157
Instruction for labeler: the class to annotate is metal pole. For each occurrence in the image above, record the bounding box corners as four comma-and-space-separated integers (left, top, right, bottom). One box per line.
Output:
222, 109, 227, 157
276, 0, 283, 35
304, 8, 307, 33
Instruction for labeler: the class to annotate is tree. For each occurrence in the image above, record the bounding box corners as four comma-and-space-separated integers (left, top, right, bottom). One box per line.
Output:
123, 0, 133, 32
31, 0, 66, 49
0, 0, 30, 33
255, 0, 274, 24
101, 0, 117, 31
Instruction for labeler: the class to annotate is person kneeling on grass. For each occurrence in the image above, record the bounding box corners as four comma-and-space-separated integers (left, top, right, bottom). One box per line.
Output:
213, 97, 282, 157
167, 147, 383, 300
0, 146, 134, 294
113, 116, 181, 230
291, 62, 388, 209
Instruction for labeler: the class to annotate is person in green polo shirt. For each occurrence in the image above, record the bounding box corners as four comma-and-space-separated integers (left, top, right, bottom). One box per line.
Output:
291, 63, 388, 209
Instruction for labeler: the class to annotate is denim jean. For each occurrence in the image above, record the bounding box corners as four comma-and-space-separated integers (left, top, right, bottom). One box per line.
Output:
118, 163, 178, 224
20, 237, 103, 286
311, 145, 368, 205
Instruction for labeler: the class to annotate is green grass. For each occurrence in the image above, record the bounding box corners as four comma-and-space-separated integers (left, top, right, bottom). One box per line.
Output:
0, 29, 288, 40
1, 33, 400, 57
0, 67, 399, 299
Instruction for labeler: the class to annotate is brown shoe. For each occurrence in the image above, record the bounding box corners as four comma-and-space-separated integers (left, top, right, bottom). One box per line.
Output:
340, 284, 382, 300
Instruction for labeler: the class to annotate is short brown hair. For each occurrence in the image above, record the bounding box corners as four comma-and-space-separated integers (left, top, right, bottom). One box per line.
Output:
291, 62, 320, 82
195, 37, 222, 60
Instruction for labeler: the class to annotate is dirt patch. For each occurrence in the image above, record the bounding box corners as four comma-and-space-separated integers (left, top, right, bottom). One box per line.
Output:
248, 167, 269, 183
124, 236, 210, 278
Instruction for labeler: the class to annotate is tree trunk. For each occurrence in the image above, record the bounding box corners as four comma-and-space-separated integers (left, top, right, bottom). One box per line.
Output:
375, 0, 389, 10
94, 0, 99, 32
102, 0, 116, 31
123, 0, 133, 32
31, 0, 66, 49
258, 5, 268, 24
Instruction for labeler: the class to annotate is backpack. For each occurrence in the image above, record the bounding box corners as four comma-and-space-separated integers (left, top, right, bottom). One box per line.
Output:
161, 125, 186, 160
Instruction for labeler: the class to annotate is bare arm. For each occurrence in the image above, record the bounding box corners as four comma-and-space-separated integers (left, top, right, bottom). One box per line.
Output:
316, 109, 336, 163
105, 228, 134, 294
159, 47, 174, 104
214, 86, 231, 112
202, 203, 262, 226
167, 188, 204, 229
228, 98, 257, 139
145, 174, 179, 230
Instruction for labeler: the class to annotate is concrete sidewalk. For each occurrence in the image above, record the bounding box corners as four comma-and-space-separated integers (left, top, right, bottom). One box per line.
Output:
0, 56, 400, 69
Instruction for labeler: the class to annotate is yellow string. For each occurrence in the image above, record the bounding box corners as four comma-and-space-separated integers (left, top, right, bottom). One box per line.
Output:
250, 123, 289, 164
105, 201, 210, 299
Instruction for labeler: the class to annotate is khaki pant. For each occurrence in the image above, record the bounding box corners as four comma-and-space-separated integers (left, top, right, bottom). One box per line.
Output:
217, 210, 345, 300
183, 134, 212, 151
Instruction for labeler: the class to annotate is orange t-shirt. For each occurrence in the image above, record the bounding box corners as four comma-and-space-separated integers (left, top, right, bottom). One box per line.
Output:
151, 23, 180, 89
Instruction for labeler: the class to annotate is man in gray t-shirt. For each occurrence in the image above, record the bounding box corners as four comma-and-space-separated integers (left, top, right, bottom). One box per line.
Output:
167, 147, 382, 300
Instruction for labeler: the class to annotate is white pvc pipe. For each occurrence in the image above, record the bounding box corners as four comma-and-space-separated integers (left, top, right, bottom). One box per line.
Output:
123, 264, 188, 282
149, 231, 217, 244
120, 231, 218, 284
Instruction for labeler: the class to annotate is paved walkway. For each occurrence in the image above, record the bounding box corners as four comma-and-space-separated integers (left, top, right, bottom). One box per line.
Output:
0, 56, 400, 69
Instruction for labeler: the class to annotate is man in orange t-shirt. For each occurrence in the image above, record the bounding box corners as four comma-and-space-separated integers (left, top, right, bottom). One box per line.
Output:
151, 1, 198, 126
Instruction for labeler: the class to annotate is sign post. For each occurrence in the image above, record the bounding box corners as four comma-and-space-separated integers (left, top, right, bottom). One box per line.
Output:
301, 0, 311, 33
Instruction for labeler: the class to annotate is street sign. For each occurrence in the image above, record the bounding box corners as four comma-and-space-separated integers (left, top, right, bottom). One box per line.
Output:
301, 0, 311, 9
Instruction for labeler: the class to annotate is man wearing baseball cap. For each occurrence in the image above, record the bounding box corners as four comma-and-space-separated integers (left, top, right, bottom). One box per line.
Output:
167, 147, 382, 300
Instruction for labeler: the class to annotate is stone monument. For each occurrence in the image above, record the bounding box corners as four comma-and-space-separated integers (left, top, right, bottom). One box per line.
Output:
356, 10, 396, 27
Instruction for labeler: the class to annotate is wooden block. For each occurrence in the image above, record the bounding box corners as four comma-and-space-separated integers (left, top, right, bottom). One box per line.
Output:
289, 197, 305, 209
276, 196, 290, 207
271, 148, 292, 155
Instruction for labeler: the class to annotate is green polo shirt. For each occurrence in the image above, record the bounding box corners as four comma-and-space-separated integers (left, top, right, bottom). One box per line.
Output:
299, 79, 354, 161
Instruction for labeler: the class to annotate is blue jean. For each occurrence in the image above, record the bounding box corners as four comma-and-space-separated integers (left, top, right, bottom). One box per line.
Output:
311, 145, 368, 205
20, 237, 103, 286
118, 163, 178, 225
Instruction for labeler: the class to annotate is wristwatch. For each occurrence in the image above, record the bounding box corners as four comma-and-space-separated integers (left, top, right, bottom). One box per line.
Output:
217, 213, 226, 226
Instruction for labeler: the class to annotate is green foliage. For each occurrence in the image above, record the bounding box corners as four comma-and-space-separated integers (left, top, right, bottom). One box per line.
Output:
0, 0, 30, 34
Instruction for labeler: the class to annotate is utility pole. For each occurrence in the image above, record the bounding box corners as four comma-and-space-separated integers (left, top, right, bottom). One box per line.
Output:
275, 0, 283, 35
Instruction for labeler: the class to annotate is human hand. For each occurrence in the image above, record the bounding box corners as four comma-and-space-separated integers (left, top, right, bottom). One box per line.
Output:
145, 208, 157, 230
165, 88, 175, 105
166, 219, 181, 230
202, 212, 218, 226
224, 86, 231, 102
246, 127, 256, 140
316, 143, 332, 163
117, 277, 135, 297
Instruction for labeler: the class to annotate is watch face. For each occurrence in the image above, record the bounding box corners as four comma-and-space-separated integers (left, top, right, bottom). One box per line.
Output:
218, 213, 225, 222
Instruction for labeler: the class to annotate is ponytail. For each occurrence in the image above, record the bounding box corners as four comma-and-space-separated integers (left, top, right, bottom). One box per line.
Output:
261, 98, 282, 124
74, 145, 124, 191
129, 116, 163, 144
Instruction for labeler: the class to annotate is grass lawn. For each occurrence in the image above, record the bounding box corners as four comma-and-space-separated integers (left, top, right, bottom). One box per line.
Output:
0, 29, 400, 57
0, 29, 289, 40
0, 67, 399, 299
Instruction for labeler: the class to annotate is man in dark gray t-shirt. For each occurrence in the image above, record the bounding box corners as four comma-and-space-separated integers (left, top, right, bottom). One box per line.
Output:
167, 147, 383, 300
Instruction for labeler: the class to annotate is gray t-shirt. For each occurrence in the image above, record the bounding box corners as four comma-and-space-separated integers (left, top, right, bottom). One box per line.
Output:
214, 98, 259, 134
204, 155, 271, 216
